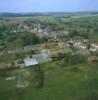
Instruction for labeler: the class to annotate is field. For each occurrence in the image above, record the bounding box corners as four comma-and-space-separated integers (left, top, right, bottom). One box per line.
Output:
0, 61, 98, 100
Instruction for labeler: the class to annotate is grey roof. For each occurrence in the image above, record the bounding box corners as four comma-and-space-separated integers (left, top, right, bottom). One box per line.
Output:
24, 58, 38, 67
0, 45, 5, 49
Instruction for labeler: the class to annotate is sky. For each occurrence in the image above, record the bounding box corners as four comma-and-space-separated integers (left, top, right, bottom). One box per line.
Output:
0, 0, 98, 13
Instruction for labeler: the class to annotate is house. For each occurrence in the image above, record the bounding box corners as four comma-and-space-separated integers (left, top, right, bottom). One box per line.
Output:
90, 48, 97, 52
88, 43, 97, 51
88, 56, 98, 62
63, 31, 69, 36
58, 42, 66, 49
69, 40, 87, 50
73, 42, 81, 48
38, 29, 43, 33
79, 45, 86, 49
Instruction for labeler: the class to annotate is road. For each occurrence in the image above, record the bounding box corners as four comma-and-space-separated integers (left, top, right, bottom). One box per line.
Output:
0, 45, 39, 55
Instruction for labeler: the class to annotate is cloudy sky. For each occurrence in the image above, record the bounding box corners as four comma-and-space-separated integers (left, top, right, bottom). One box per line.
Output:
0, 0, 98, 12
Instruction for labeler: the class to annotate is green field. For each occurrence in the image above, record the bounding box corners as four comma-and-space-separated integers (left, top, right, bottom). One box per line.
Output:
0, 61, 98, 100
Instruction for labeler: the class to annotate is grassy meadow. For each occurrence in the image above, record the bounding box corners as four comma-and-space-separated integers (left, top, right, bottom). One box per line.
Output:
0, 61, 98, 100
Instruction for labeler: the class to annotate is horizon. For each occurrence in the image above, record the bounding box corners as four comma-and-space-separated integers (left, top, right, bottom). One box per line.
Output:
0, 0, 98, 13
0, 11, 98, 13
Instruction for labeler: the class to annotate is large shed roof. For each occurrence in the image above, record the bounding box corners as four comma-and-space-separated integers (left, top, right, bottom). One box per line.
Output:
24, 58, 38, 67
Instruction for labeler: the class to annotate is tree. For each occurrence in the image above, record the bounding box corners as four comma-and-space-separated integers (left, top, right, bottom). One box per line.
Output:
33, 65, 44, 88
20, 33, 40, 46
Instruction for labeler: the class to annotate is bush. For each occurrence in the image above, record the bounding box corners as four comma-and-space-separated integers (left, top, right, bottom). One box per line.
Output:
63, 53, 87, 65
70, 67, 81, 72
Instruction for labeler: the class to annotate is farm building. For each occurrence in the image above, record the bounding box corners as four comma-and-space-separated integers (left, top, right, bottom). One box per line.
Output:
24, 50, 52, 67
0, 42, 5, 49
24, 57, 38, 67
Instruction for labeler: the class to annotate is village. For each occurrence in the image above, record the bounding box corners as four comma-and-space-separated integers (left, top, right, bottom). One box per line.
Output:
0, 20, 98, 69
0, 12, 98, 100
0, 24, 98, 69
